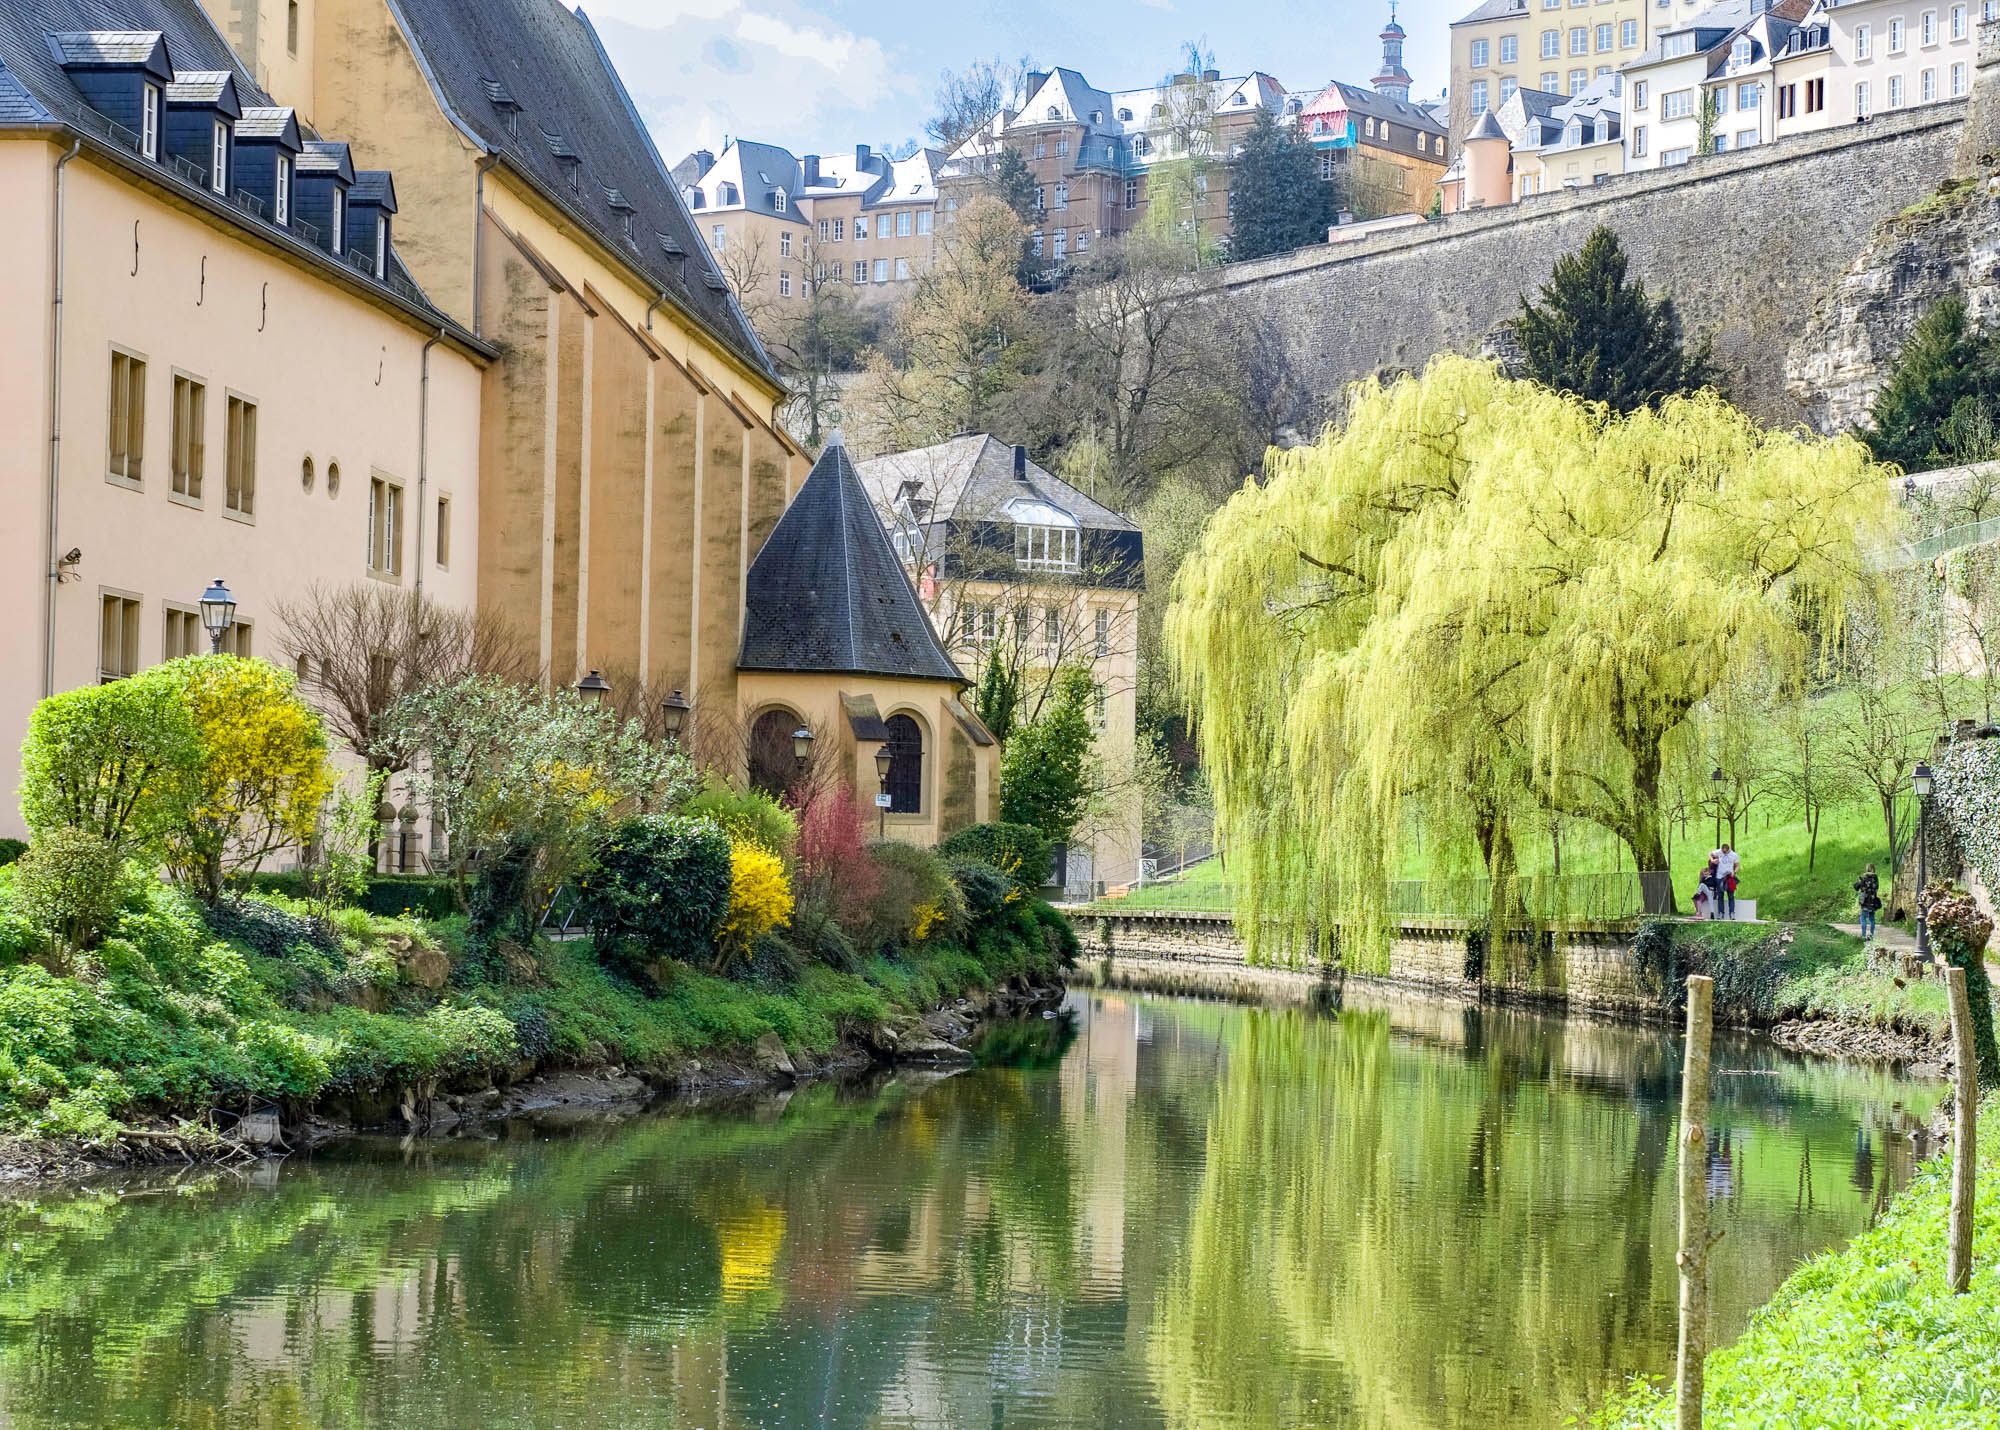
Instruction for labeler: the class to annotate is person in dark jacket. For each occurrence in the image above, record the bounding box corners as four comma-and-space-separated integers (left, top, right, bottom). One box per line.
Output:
1854, 863, 1882, 939
1698, 856, 1723, 920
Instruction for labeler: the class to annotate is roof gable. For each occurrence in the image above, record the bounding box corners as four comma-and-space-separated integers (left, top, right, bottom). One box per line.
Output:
740, 438, 965, 684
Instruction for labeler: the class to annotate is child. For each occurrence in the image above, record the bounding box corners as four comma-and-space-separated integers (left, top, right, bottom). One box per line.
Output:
1854, 863, 1882, 939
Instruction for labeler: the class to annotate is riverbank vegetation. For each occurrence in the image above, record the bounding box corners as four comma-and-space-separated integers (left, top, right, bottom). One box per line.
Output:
1589, 1098, 2000, 1429
0, 655, 1076, 1143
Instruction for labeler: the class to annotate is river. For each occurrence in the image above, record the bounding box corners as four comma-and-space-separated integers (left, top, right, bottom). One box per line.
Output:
0, 989, 1941, 1429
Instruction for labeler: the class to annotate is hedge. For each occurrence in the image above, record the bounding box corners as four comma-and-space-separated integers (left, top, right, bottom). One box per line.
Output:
233, 871, 461, 921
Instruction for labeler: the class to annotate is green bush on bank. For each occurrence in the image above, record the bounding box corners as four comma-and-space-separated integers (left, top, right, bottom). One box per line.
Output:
1589, 1098, 2000, 1429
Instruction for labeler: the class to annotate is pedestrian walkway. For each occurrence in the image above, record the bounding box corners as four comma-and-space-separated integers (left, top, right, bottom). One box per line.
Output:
1830, 923, 1918, 951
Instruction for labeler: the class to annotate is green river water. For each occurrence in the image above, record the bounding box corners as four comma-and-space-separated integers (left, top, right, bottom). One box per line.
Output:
0, 989, 1942, 1429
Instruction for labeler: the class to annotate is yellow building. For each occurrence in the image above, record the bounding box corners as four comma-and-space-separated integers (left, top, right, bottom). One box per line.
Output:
0, 3, 488, 839
206, 0, 803, 771
1450, 0, 1648, 146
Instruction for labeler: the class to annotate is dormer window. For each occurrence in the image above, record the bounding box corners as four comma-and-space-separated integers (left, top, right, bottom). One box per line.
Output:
374, 214, 387, 277
274, 156, 290, 223
718, 181, 738, 204
1731, 37, 1751, 67
210, 120, 229, 194
331, 189, 344, 251
1232, 92, 1247, 105
1118, 106, 1133, 120
774, 187, 787, 212
141, 83, 160, 158
1046, 104, 1060, 119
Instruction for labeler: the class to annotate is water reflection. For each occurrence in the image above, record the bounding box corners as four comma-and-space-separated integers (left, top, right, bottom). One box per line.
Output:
0, 991, 1938, 1429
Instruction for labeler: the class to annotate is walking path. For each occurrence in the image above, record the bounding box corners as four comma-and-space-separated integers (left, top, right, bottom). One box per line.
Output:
1829, 923, 1918, 950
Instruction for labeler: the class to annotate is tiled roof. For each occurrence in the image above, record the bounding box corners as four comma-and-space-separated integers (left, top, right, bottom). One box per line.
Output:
44, 30, 171, 71
234, 105, 299, 144
295, 139, 354, 180
739, 438, 966, 683
855, 435, 1139, 534
1450, 0, 1530, 27
383, 0, 775, 385
162, 68, 234, 106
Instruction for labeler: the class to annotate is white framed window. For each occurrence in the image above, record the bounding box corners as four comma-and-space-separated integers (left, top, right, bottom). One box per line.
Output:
331, 189, 344, 251
274, 155, 290, 225
1856, 24, 1872, 59
1054, 181, 1068, 209
1731, 37, 1751, 67
1542, 29, 1560, 57
1634, 79, 1649, 109
1922, 67, 1937, 102
1890, 18, 1905, 53
1095, 608, 1111, 657
1736, 129, 1757, 148
1124, 178, 1139, 208
1034, 138, 1047, 158
224, 394, 257, 518
1739, 81, 1760, 110
1570, 26, 1588, 54
1014, 525, 1080, 572
779, 229, 791, 258
1076, 227, 1089, 252
374, 214, 387, 278
1662, 88, 1695, 119
1472, 38, 1490, 67
1471, 80, 1489, 112
1034, 185, 1045, 210
107, 346, 146, 486
1621, 18, 1638, 46
1661, 145, 1692, 166
1570, 70, 1588, 94
778, 269, 791, 297
1952, 62, 1969, 96
773, 187, 787, 212
210, 121, 229, 194
1598, 23, 1614, 50
1951, 5, 1967, 39
832, 217, 844, 241
1501, 35, 1519, 63
1889, 73, 1905, 106
1030, 229, 1043, 256
854, 260, 867, 283
873, 258, 887, 282
1501, 76, 1519, 101
1856, 80, 1872, 115
1056, 137, 1068, 156
897, 211, 912, 236
1543, 71, 1561, 91
1663, 32, 1694, 58
917, 210, 931, 235
816, 218, 828, 241
1921, 10, 1937, 45
895, 256, 909, 279
141, 83, 159, 159
1052, 228, 1066, 259
367, 474, 403, 577
854, 216, 868, 240
711, 223, 725, 250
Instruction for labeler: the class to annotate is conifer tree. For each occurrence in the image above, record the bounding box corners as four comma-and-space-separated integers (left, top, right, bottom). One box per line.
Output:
1512, 226, 1712, 413
975, 644, 1021, 742
1864, 296, 2000, 470
1226, 109, 1337, 263
1000, 667, 1096, 843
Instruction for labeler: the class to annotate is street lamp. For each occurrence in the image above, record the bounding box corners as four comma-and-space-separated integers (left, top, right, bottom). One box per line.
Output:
199, 577, 237, 654
1913, 761, 1934, 958
575, 669, 610, 705
874, 741, 894, 839
661, 689, 690, 744
1711, 766, 1725, 851
792, 726, 815, 766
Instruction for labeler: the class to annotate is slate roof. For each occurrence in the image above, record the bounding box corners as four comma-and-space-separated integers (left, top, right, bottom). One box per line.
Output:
1465, 110, 1508, 142
739, 438, 966, 684
235, 106, 300, 143
854, 435, 1139, 534
381, 0, 775, 385
295, 139, 354, 180
0, 57, 52, 124
350, 170, 397, 209
1449, 0, 1531, 26
44, 30, 171, 71
162, 69, 235, 107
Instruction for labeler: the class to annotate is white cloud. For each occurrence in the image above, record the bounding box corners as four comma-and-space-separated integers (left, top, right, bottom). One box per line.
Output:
588, 2, 918, 163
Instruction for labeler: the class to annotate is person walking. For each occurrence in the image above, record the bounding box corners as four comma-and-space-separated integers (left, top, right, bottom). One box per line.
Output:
1698, 855, 1723, 921
1854, 863, 1882, 939
1717, 843, 1741, 920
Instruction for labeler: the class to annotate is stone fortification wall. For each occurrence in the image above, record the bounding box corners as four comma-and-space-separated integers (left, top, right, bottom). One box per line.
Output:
1082, 911, 1658, 1018
1219, 101, 1969, 431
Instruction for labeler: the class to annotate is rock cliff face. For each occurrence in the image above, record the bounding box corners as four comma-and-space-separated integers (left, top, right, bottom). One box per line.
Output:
1788, 25, 2000, 436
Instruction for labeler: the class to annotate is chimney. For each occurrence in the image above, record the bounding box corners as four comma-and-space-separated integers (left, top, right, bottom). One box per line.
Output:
855, 143, 872, 170
1202, 68, 1220, 83
802, 153, 820, 186
1013, 444, 1030, 483
1027, 71, 1049, 96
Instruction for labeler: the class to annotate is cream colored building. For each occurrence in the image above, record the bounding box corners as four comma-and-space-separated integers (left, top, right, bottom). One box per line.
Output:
1512, 73, 1627, 194
854, 437, 1145, 894
0, 6, 486, 839
673, 141, 940, 316
1450, 0, 1648, 145
1794, 0, 1987, 126
208, 0, 804, 781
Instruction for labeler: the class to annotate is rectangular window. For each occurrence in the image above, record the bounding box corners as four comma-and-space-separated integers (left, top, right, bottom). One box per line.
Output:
1662, 88, 1695, 119
1570, 70, 1587, 95
211, 121, 229, 194
1500, 35, 1518, 63
1013, 525, 1080, 572
435, 495, 451, 567
1890, 18, 1906, 53
897, 211, 912, 236
1856, 80, 1872, 115
163, 605, 203, 661
1095, 608, 1111, 657
1031, 229, 1043, 256
1921, 11, 1936, 45
1662, 145, 1692, 166
1778, 83, 1794, 119
1472, 39, 1490, 67
1056, 137, 1068, 156
1597, 23, 1613, 50
374, 214, 387, 278
1739, 82, 1760, 110
107, 348, 145, 486
368, 474, 403, 577
222, 619, 252, 658
275, 154, 290, 224
100, 593, 141, 681
895, 256, 910, 279
779, 230, 792, 257
1052, 228, 1066, 259
831, 218, 844, 241
854, 216, 868, 240
1807, 77, 1825, 112
1889, 74, 1905, 106
1053, 181, 1068, 209
1634, 80, 1650, 109
1124, 178, 1139, 208
1952, 5, 1968, 40
1501, 76, 1519, 101
712, 223, 726, 250
1736, 128, 1758, 148
170, 373, 204, 501
1034, 138, 1047, 158
873, 258, 887, 282
1857, 24, 1873, 59
1663, 33, 1694, 58
1044, 607, 1061, 645
1712, 133, 1727, 154
917, 210, 931, 235
1542, 29, 1560, 57
288, 0, 300, 54
1471, 80, 1489, 112
1034, 185, 1045, 210
1622, 18, 1638, 46
778, 269, 791, 297
817, 219, 829, 240
1953, 62, 1969, 96
1076, 228, 1089, 251
1543, 71, 1561, 91
141, 83, 159, 159
854, 260, 867, 283
225, 394, 256, 517
1923, 68, 1937, 102
331, 189, 344, 252
1570, 26, 1588, 54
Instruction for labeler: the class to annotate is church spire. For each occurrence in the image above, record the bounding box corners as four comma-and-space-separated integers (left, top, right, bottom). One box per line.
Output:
1374, 0, 1413, 101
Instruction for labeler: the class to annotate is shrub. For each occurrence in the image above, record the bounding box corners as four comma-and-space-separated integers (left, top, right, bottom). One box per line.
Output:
938, 823, 1053, 889
234, 872, 461, 922
795, 787, 881, 931
684, 778, 798, 860
1925, 879, 1999, 1087
18, 670, 202, 860
12, 828, 127, 969
949, 860, 1016, 922
0, 840, 26, 868
999, 668, 1096, 844
715, 840, 793, 973
863, 841, 965, 952
578, 815, 733, 977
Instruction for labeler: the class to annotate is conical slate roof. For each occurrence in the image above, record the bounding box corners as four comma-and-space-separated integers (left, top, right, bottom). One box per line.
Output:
739, 436, 965, 684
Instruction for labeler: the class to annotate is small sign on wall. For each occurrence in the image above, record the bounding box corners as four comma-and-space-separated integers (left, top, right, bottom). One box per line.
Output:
875, 793, 892, 808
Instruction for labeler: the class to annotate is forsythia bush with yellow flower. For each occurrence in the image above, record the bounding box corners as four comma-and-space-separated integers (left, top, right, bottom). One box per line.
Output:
714, 840, 793, 971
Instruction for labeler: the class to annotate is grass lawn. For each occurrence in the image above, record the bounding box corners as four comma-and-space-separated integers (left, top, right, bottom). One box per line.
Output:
1588, 1097, 2000, 1429
1080, 857, 1234, 912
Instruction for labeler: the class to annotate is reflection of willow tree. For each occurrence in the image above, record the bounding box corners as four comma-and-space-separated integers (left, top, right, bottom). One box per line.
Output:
1144, 1003, 1907, 1430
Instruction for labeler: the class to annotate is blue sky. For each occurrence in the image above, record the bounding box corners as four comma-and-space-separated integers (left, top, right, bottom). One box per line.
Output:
588, 0, 1459, 166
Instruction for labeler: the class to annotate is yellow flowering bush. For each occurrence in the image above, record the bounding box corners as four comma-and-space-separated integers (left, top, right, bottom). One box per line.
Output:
714, 840, 792, 971
157, 656, 334, 901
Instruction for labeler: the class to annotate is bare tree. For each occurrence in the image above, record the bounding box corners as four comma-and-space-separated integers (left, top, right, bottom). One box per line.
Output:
927, 56, 1038, 159
274, 583, 538, 776
716, 228, 781, 336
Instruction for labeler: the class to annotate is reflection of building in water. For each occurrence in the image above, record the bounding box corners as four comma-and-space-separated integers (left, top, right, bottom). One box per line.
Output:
1062, 994, 1140, 1297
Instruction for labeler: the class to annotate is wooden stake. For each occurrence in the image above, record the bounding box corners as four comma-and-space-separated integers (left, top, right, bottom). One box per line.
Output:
1675, 974, 1714, 1430
1946, 965, 1977, 1295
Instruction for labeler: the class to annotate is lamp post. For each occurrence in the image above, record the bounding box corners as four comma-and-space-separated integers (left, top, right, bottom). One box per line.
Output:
1710, 766, 1725, 851
661, 689, 689, 747
199, 577, 237, 654
1913, 761, 1933, 959
792, 726, 815, 767
875, 741, 893, 839
575, 670, 610, 705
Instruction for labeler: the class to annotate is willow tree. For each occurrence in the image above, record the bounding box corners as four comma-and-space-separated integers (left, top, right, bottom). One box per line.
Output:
1167, 356, 1894, 964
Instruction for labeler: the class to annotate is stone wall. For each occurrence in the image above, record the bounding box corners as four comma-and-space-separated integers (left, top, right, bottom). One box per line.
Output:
1083, 911, 1661, 1019
1218, 101, 1969, 430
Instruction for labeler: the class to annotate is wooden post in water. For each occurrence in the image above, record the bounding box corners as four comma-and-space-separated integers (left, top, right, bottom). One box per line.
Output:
1946, 965, 1977, 1295
1675, 975, 1714, 1430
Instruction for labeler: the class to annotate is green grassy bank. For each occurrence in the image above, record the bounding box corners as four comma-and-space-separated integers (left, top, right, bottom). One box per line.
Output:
1588, 1098, 2000, 1429
0, 876, 1073, 1143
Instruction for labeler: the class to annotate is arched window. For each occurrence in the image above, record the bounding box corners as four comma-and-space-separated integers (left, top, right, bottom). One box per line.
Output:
749, 707, 804, 797
718, 181, 738, 204
773, 187, 787, 212
1046, 105, 1060, 120
884, 714, 923, 813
